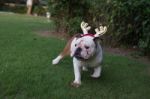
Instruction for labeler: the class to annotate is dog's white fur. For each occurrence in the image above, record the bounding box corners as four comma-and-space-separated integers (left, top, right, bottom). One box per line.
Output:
71, 37, 103, 85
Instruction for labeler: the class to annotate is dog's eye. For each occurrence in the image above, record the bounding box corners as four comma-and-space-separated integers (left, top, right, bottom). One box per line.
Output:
75, 44, 77, 47
85, 46, 89, 49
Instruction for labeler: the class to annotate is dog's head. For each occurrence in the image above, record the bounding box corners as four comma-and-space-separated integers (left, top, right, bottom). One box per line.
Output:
70, 21, 107, 60
71, 34, 96, 60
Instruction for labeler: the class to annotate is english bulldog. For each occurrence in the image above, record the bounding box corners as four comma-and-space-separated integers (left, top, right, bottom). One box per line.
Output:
52, 21, 107, 87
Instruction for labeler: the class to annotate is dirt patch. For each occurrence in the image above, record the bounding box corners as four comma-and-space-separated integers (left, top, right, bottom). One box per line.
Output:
104, 47, 134, 56
36, 30, 150, 66
104, 47, 150, 65
36, 30, 70, 40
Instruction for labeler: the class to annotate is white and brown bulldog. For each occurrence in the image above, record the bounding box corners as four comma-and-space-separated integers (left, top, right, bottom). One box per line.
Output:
52, 22, 107, 87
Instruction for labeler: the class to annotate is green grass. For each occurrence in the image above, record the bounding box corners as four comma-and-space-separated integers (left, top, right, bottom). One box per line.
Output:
0, 13, 150, 99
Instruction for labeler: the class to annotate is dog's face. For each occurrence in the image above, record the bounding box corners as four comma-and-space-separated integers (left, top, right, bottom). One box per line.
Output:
71, 35, 96, 60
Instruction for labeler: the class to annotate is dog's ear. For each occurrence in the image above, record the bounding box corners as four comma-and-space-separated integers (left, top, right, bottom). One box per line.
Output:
93, 37, 99, 42
93, 37, 103, 44
75, 33, 82, 38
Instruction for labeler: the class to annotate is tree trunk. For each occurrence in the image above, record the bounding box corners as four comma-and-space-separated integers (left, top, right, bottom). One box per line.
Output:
26, 0, 33, 15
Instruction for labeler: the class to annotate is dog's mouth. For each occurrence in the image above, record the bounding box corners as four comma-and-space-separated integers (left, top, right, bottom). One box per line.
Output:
74, 55, 84, 60
74, 54, 90, 61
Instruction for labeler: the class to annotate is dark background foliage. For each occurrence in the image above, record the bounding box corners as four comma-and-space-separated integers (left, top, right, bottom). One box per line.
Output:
48, 0, 150, 56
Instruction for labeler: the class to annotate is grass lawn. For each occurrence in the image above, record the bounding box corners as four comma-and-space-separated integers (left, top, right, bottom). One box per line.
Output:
0, 13, 150, 99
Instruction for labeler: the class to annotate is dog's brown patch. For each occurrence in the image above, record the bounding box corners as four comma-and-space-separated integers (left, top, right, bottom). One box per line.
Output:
60, 34, 79, 58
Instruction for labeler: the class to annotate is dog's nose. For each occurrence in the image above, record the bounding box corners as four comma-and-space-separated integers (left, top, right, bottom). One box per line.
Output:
74, 47, 84, 60
74, 47, 82, 56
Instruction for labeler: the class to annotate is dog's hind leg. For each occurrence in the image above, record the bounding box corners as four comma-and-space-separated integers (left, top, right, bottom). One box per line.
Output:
91, 66, 102, 78
52, 55, 63, 65
52, 38, 73, 65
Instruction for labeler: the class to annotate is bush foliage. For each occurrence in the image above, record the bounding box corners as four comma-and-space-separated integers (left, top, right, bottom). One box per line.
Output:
48, 0, 150, 56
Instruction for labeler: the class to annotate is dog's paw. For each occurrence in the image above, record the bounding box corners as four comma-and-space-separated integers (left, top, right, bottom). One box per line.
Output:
82, 66, 88, 71
91, 74, 100, 78
52, 55, 62, 65
52, 59, 59, 65
71, 81, 81, 88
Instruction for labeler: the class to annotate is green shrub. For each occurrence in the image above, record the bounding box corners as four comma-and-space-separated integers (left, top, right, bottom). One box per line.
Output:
66, 17, 82, 36
13, 6, 26, 14
48, 0, 150, 56
1, 5, 26, 14
108, 0, 150, 55
33, 5, 47, 16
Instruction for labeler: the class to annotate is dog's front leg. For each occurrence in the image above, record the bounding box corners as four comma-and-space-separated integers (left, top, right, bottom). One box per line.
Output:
71, 58, 81, 87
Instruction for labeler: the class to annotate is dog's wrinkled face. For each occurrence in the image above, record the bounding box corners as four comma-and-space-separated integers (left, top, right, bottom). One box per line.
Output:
71, 36, 96, 60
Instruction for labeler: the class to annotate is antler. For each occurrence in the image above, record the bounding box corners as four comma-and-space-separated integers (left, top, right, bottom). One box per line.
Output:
94, 25, 107, 37
80, 21, 91, 34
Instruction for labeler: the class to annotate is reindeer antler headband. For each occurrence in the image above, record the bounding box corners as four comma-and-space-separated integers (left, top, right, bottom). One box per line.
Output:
80, 21, 107, 37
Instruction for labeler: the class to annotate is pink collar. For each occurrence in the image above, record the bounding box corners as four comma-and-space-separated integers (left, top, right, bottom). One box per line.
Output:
80, 33, 94, 37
